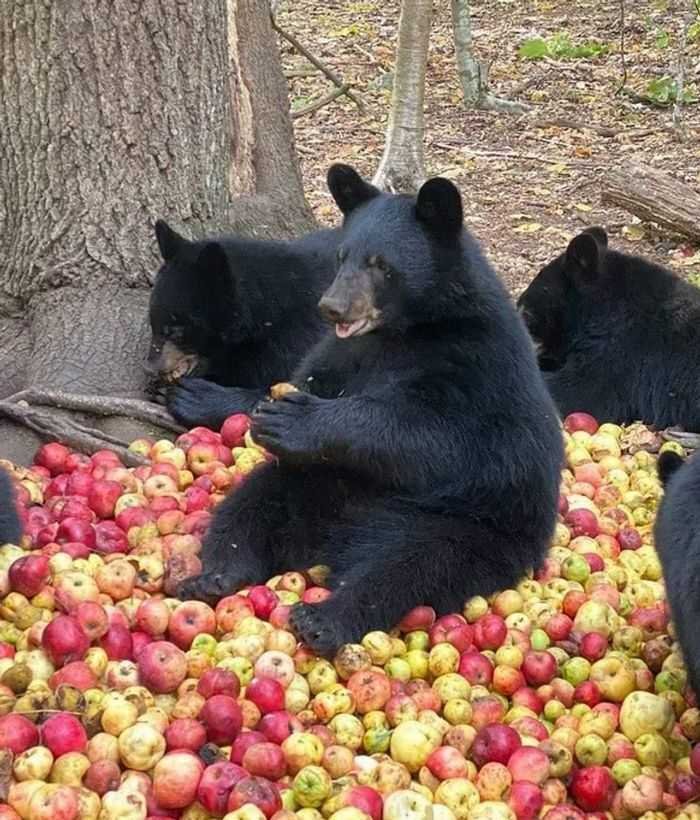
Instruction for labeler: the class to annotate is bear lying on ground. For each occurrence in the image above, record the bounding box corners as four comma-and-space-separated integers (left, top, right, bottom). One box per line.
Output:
0, 468, 21, 546
518, 227, 700, 430
178, 164, 563, 656
148, 220, 340, 429
654, 450, 700, 693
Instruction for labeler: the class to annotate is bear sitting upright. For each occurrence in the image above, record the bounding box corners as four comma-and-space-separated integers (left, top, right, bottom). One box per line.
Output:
654, 450, 700, 693
518, 228, 700, 430
178, 164, 563, 656
148, 220, 340, 429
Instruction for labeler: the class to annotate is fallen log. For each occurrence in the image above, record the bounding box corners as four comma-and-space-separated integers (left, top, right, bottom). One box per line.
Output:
601, 165, 700, 243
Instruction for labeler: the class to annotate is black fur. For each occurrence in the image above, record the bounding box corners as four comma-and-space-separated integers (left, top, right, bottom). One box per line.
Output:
0, 467, 21, 545
179, 165, 563, 656
518, 227, 700, 429
655, 450, 700, 693
148, 221, 341, 428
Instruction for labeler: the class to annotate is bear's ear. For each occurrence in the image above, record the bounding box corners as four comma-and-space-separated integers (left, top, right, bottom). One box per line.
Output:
582, 226, 608, 248
155, 220, 188, 262
415, 178, 463, 238
327, 164, 379, 216
195, 242, 234, 296
565, 230, 605, 285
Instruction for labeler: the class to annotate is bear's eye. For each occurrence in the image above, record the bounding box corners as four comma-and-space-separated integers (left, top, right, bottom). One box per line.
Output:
369, 255, 391, 277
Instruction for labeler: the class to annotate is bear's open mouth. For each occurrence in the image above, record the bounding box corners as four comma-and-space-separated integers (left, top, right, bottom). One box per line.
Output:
335, 317, 380, 338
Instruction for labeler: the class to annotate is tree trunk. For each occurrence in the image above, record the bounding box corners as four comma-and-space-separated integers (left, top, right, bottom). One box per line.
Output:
601, 166, 700, 242
372, 0, 433, 194
451, 0, 529, 114
0, 0, 315, 462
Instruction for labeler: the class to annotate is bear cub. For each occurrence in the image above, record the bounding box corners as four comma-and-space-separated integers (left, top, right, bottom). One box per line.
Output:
178, 164, 563, 656
518, 227, 700, 431
148, 220, 340, 429
654, 450, 700, 693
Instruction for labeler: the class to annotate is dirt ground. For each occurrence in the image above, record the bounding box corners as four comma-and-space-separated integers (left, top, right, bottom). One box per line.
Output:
276, 0, 700, 296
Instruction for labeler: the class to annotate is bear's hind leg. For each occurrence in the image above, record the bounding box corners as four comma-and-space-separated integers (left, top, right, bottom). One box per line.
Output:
290, 508, 544, 656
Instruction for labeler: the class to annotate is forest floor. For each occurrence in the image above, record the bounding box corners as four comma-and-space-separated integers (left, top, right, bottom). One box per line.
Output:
277, 0, 700, 295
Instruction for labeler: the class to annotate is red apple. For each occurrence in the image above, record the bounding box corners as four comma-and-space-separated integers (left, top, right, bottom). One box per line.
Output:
197, 667, 241, 700
221, 414, 251, 448
153, 750, 205, 810
522, 651, 557, 686
200, 695, 243, 745
343, 786, 383, 820
49, 660, 97, 692
248, 585, 279, 619
243, 742, 287, 780
565, 508, 599, 538
397, 605, 436, 632
136, 598, 171, 638
563, 413, 599, 434
197, 761, 248, 816
474, 614, 507, 650
99, 623, 134, 660
41, 712, 88, 757
580, 632, 608, 662
93, 520, 129, 554
165, 718, 207, 752
458, 651, 494, 685
84, 760, 121, 796
507, 747, 550, 786
472, 724, 521, 767
138, 641, 188, 694
231, 731, 268, 765
247, 677, 285, 714
41, 614, 89, 666
168, 600, 217, 650
0, 713, 39, 754
258, 710, 304, 745
8, 553, 50, 597
88, 480, 123, 519
570, 766, 616, 812
618, 527, 642, 551
426, 745, 469, 779
509, 781, 544, 820
227, 776, 282, 818
35, 442, 70, 475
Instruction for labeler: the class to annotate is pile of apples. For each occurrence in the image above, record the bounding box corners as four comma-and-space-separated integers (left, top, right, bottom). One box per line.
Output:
1, 411, 700, 820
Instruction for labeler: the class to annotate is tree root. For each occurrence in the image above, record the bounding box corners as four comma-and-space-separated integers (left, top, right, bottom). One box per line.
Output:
0, 390, 184, 467
11, 389, 184, 433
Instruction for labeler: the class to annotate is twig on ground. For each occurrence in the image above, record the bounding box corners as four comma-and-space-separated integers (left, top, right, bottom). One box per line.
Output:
292, 84, 351, 119
532, 117, 620, 138
272, 20, 367, 115
434, 142, 597, 167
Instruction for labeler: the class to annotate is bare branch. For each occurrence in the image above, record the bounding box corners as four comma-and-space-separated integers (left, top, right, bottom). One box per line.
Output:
292, 85, 351, 119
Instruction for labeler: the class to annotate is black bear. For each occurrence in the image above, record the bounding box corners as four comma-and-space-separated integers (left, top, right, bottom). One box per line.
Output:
654, 450, 700, 693
517, 227, 700, 430
0, 467, 21, 546
148, 220, 341, 429
178, 164, 564, 656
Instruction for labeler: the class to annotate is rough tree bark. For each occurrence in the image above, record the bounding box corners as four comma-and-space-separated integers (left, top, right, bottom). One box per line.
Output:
451, 0, 529, 114
372, 0, 433, 193
601, 166, 700, 242
0, 0, 315, 462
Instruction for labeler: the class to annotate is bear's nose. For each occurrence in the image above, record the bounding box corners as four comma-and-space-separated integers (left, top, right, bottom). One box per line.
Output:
318, 295, 347, 323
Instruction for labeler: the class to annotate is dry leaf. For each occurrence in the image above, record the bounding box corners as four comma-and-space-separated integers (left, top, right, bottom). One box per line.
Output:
549, 163, 569, 175
514, 222, 542, 234
574, 202, 592, 212
622, 224, 645, 241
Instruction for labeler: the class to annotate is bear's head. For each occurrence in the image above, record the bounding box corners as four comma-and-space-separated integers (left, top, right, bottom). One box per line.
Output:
148, 221, 238, 382
517, 226, 609, 369
319, 164, 466, 337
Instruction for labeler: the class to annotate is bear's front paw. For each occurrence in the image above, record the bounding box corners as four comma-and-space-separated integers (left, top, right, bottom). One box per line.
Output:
168, 378, 238, 428
252, 393, 323, 461
177, 568, 245, 604
289, 602, 357, 657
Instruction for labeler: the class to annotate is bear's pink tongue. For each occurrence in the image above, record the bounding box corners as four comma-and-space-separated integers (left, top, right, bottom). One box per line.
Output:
336, 319, 366, 339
